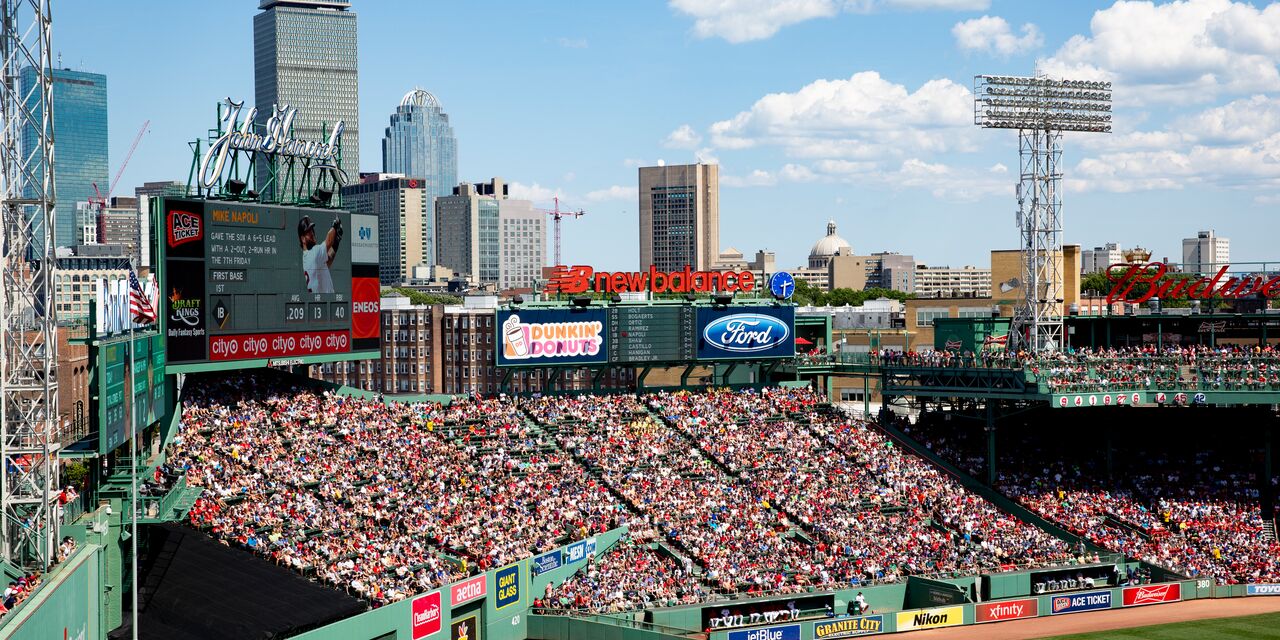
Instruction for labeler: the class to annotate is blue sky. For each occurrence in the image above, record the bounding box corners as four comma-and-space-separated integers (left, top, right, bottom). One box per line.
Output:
62, 0, 1280, 271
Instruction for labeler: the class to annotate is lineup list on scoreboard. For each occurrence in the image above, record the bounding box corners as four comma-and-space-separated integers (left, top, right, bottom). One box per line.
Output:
607, 307, 695, 364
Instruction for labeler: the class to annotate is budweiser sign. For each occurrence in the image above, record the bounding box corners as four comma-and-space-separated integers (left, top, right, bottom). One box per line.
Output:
1107, 263, 1280, 304
1122, 583, 1181, 607
546, 265, 755, 295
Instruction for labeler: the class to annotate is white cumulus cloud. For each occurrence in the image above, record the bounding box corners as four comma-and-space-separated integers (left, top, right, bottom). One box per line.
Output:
584, 185, 639, 202
670, 0, 989, 43
721, 169, 778, 187
507, 182, 564, 202
1038, 0, 1280, 105
664, 124, 703, 149
952, 15, 1042, 56
707, 71, 975, 158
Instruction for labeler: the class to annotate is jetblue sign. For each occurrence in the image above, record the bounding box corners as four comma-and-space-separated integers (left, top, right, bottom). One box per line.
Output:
728, 624, 801, 640
697, 306, 795, 360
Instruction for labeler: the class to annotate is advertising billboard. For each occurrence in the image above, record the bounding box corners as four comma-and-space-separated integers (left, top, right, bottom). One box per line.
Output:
1122, 583, 1181, 607
93, 333, 166, 453
494, 564, 521, 610
696, 306, 795, 360
496, 309, 607, 367
1050, 590, 1112, 615
161, 198, 379, 372
411, 591, 442, 640
894, 605, 963, 631
727, 624, 800, 640
975, 598, 1038, 623
813, 615, 884, 638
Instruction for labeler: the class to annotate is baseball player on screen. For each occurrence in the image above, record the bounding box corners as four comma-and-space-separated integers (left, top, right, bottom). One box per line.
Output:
298, 215, 343, 294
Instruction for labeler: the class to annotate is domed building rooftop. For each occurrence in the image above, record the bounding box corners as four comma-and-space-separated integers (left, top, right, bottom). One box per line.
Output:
809, 220, 852, 269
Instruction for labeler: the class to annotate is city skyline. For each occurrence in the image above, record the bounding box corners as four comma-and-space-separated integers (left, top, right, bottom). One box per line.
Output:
54, 0, 1280, 272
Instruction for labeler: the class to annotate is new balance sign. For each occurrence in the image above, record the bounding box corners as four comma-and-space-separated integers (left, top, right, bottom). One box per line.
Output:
1123, 583, 1181, 607
1051, 590, 1112, 615
976, 598, 1038, 623
1248, 584, 1280, 596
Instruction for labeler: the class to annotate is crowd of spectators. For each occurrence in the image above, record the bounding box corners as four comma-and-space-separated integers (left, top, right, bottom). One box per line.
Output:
533, 393, 815, 593
0, 572, 42, 618
648, 388, 1076, 585
174, 368, 1276, 614
536, 535, 703, 612
859, 344, 1280, 395
901, 413, 1280, 585
178, 374, 625, 606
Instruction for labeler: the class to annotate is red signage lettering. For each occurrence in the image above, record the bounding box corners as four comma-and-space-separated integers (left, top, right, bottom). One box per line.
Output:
411, 590, 442, 639
546, 265, 755, 295
1106, 263, 1280, 304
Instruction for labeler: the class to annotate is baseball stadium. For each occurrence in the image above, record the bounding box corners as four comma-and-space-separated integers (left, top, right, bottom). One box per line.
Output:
1, 3, 1280, 640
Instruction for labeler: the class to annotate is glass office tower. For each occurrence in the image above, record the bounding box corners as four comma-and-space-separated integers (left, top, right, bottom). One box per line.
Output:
21, 67, 108, 252
253, 0, 359, 192
382, 89, 457, 263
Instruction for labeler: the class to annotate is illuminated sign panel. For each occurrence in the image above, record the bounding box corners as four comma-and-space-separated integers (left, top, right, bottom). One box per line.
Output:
162, 198, 379, 371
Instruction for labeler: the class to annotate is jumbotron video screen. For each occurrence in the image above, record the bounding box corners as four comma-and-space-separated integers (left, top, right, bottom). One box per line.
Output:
161, 198, 380, 371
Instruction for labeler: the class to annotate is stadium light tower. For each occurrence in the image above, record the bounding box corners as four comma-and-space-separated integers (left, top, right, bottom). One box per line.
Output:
974, 75, 1112, 353
0, 0, 59, 569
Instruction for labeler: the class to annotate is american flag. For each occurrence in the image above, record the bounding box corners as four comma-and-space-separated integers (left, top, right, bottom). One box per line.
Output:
128, 268, 157, 324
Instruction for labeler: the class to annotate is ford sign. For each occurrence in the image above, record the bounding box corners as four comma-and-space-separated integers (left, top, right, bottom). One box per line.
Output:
703, 314, 790, 353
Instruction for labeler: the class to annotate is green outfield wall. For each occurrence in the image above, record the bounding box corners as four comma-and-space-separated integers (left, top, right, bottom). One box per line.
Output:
290, 527, 628, 640
1, 543, 102, 640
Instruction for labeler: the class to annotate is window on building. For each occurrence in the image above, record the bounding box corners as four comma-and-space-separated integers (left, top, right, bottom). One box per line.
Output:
916, 308, 950, 327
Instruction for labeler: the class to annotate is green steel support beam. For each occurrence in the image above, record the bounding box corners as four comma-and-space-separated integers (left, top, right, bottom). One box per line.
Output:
680, 365, 695, 387
985, 402, 997, 486
592, 367, 607, 391
637, 366, 652, 391
863, 375, 870, 418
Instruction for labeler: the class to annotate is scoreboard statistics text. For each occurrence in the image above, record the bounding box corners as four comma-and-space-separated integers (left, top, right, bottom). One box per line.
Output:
162, 198, 380, 371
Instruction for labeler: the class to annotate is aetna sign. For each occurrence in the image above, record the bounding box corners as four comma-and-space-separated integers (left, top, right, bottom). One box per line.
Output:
546, 265, 755, 295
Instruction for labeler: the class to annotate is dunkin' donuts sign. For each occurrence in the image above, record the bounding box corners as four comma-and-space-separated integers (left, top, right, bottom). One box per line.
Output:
497, 309, 606, 366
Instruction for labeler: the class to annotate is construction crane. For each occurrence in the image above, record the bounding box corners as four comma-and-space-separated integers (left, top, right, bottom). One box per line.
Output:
537, 196, 585, 266
90, 120, 150, 210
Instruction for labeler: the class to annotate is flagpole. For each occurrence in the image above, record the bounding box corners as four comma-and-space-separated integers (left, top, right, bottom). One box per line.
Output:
128, 258, 139, 640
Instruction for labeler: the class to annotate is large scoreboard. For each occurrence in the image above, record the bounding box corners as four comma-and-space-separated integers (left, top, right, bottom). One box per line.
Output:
608, 306, 695, 363
497, 304, 793, 367
162, 198, 380, 372
93, 332, 166, 453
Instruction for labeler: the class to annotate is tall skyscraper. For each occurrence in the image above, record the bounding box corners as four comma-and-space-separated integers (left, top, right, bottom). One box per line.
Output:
254, 0, 359, 189
1182, 230, 1230, 274
638, 163, 719, 272
21, 67, 108, 251
382, 89, 456, 263
342, 173, 428, 285
436, 178, 545, 290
